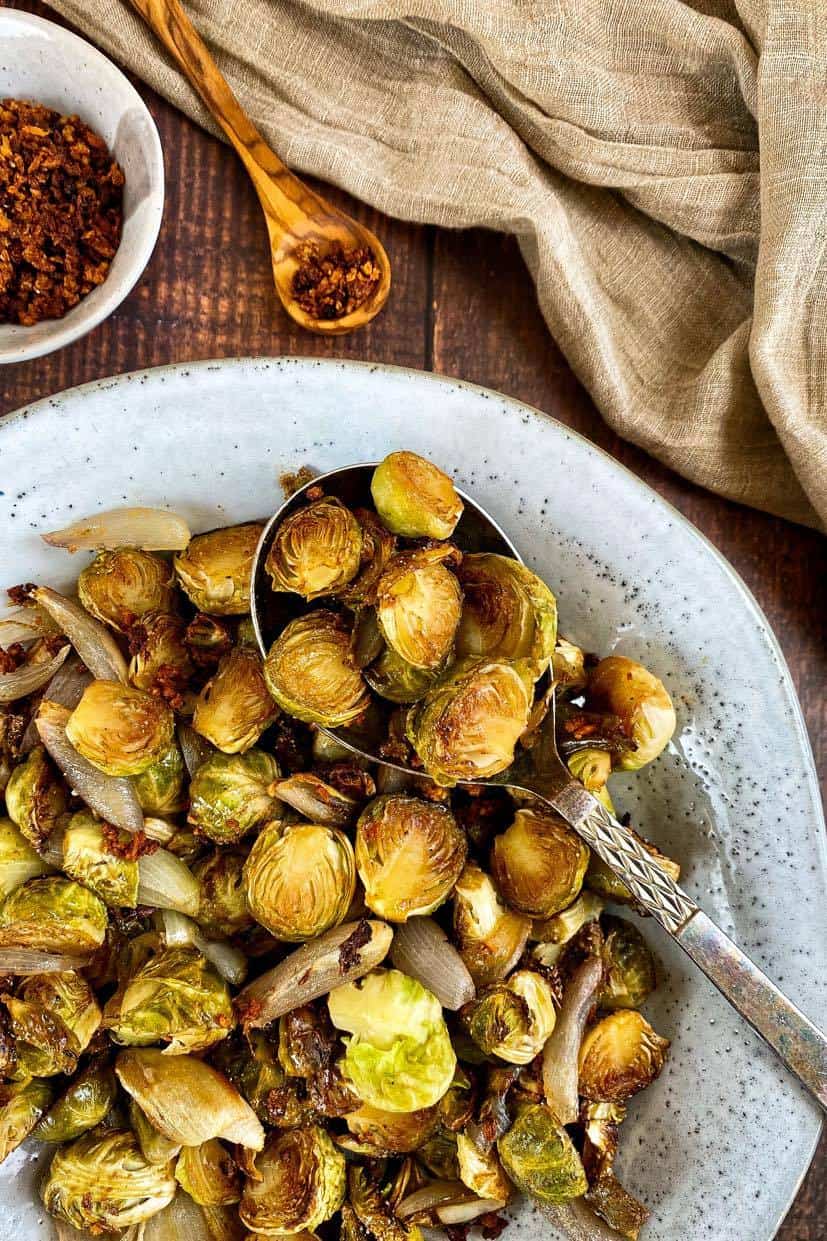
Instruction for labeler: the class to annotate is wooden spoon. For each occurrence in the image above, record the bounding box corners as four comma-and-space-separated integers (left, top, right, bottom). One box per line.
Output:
128, 0, 391, 334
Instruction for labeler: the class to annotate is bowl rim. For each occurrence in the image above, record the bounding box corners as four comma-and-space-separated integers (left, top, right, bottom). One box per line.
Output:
0, 8, 165, 365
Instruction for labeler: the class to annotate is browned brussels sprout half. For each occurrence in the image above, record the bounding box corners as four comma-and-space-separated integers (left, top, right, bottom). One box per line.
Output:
175, 1137, 241, 1206
193, 848, 255, 938
33, 1063, 118, 1143
264, 610, 370, 727
78, 548, 173, 632
193, 645, 278, 754
579, 1010, 669, 1102
599, 916, 656, 1010
0, 816, 50, 900
0, 877, 108, 954
344, 1101, 439, 1154
339, 508, 397, 608
128, 609, 193, 692
174, 522, 264, 615
456, 553, 557, 672
491, 807, 589, 919
587, 656, 676, 771
239, 1125, 346, 1234
463, 970, 556, 1064
0, 1077, 54, 1163
371, 451, 463, 540
376, 547, 462, 671
244, 821, 356, 941
4, 971, 101, 1078
497, 1103, 587, 1205
452, 863, 531, 986
4, 745, 67, 849
65, 679, 174, 777
187, 748, 281, 843
266, 496, 363, 600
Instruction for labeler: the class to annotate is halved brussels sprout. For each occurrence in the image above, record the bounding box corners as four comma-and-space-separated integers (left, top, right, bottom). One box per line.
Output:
530, 891, 604, 965
551, 637, 587, 691
456, 554, 557, 673
344, 1101, 439, 1154
41, 1127, 177, 1232
371, 451, 463, 540
0, 816, 51, 900
463, 970, 556, 1065
417, 1129, 460, 1180
567, 748, 612, 792
0, 1077, 54, 1164
174, 523, 264, 615
129, 1096, 183, 1165
193, 647, 279, 754
586, 657, 676, 771
328, 968, 456, 1112
376, 548, 462, 671
65, 680, 174, 777
491, 808, 589, 919
78, 548, 173, 632
266, 496, 363, 600
133, 741, 188, 815
497, 1103, 587, 1204
176, 1138, 241, 1206
33, 1063, 117, 1143
188, 749, 281, 843
239, 1125, 346, 1234
599, 917, 656, 1010
62, 811, 139, 907
128, 609, 194, 692
104, 944, 233, 1054
4, 745, 67, 848
407, 658, 534, 785
5, 971, 101, 1077
364, 645, 438, 704
0, 877, 108, 954
339, 509, 397, 608
456, 1133, 511, 1204
347, 1163, 422, 1241
578, 1010, 669, 1102
263, 611, 370, 728
193, 849, 254, 938
452, 863, 531, 986
355, 794, 466, 922
244, 821, 356, 941
211, 1031, 291, 1127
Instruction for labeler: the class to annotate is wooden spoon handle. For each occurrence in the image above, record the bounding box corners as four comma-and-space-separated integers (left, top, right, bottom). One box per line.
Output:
128, 0, 328, 235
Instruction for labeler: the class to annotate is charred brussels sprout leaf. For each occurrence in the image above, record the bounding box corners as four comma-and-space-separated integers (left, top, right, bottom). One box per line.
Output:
464, 970, 556, 1065
175, 1138, 241, 1206
587, 657, 676, 771
344, 1101, 439, 1154
40, 1127, 177, 1232
263, 610, 370, 728
104, 944, 233, 1054
65, 680, 174, 777
328, 968, 456, 1112
498, 1103, 587, 1204
579, 1010, 669, 1102
174, 522, 264, 615
78, 548, 173, 632
599, 917, 656, 1010
0, 815, 51, 900
193, 849, 254, 938
407, 658, 534, 786
364, 645, 439, 704
239, 1124, 346, 1234
376, 548, 462, 671
0, 1077, 54, 1164
132, 741, 187, 815
5, 971, 101, 1077
456, 553, 557, 673
371, 451, 463, 540
491, 807, 589, 919
355, 794, 466, 922
456, 1132, 511, 1204
0, 877, 108, 954
452, 863, 531, 986
339, 509, 397, 608
62, 811, 139, 907
211, 1031, 290, 1126
128, 609, 194, 692
33, 1063, 117, 1143
4, 745, 67, 849
187, 749, 281, 843
244, 821, 356, 941
347, 1163, 422, 1241
551, 637, 587, 692
266, 496, 363, 600
193, 646, 279, 754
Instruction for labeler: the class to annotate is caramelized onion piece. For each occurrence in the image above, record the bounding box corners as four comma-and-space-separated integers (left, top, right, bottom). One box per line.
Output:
43, 506, 191, 552
33, 587, 128, 683
0, 644, 69, 704
390, 918, 475, 1010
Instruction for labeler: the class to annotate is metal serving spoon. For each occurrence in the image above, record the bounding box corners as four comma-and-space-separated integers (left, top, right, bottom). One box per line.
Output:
251, 463, 827, 1111
128, 0, 391, 335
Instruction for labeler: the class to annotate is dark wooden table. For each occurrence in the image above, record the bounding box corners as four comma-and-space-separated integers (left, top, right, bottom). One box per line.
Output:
2, 3, 824, 1233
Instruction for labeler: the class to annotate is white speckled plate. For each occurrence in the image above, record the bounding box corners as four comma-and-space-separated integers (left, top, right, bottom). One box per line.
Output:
0, 358, 824, 1240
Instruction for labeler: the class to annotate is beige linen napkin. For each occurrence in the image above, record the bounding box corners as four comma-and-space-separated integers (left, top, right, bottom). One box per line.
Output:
48, 0, 826, 528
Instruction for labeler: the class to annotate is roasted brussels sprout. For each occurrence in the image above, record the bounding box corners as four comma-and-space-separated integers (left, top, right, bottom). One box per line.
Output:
407, 657, 534, 785
0, 877, 108, 954
62, 811, 139, 907
244, 821, 356, 941
364, 645, 438, 704
211, 1031, 291, 1126
239, 1125, 346, 1234
41, 1127, 177, 1232
328, 968, 456, 1112
176, 1138, 241, 1206
587, 656, 676, 771
463, 970, 556, 1064
371, 451, 463, 540
263, 611, 370, 727
129, 1096, 183, 1165
498, 1103, 587, 1204
376, 548, 462, 671
530, 890, 604, 964
188, 749, 281, 843
344, 1101, 439, 1154
4, 744, 67, 848
78, 548, 173, 632
193, 647, 279, 754
128, 609, 194, 692
452, 863, 531, 986
491, 807, 589, 919
33, 1063, 117, 1143
5, 971, 100, 1077
567, 748, 612, 792
355, 794, 466, 922
266, 496, 363, 600
339, 508, 397, 608
551, 637, 587, 691
579, 1010, 669, 1102
104, 944, 233, 1054
347, 1163, 422, 1241
133, 741, 188, 815
456, 1132, 511, 1204
599, 917, 656, 1010
456, 554, 557, 673
174, 522, 264, 615
0, 1077, 54, 1164
65, 679, 174, 777
193, 849, 254, 938
0, 815, 51, 900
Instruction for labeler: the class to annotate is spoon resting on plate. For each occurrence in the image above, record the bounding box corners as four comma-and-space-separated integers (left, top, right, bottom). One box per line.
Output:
251, 462, 827, 1112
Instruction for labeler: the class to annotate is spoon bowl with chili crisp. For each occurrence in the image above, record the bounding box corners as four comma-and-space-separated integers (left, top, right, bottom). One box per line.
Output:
129, 0, 391, 335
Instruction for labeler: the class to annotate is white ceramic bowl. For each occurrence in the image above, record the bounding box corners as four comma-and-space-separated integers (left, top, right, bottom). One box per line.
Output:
0, 9, 164, 363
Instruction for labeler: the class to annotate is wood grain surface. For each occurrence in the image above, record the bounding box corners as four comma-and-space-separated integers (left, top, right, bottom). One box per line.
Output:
2, 2, 824, 1235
